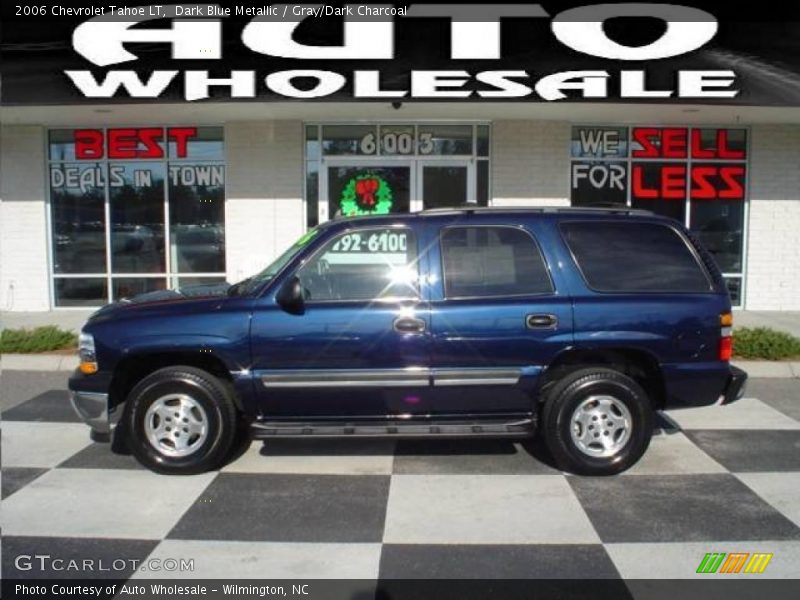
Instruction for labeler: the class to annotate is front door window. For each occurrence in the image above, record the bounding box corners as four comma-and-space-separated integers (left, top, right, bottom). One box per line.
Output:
323, 166, 411, 222
296, 227, 419, 303
420, 163, 473, 210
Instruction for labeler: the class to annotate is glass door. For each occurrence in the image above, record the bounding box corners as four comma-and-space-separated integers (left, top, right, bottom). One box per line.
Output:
320, 160, 414, 223
418, 161, 475, 210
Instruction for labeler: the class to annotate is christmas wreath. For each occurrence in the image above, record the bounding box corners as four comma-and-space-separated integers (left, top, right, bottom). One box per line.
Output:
339, 174, 393, 216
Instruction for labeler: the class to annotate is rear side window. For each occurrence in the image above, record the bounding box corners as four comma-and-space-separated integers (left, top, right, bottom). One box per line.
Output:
560, 221, 711, 293
440, 226, 553, 298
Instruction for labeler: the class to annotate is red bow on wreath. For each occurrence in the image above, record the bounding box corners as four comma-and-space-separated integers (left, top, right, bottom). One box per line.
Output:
355, 178, 380, 206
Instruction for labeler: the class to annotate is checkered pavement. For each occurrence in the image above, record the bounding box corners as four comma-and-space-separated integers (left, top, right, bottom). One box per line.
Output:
2, 372, 799, 582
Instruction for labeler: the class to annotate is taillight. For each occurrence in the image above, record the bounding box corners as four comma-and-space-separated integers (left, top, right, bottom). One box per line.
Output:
719, 312, 733, 361
719, 336, 733, 361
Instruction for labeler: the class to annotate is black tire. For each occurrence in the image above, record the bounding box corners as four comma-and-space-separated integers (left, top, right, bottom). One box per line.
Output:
541, 367, 653, 475
126, 366, 239, 475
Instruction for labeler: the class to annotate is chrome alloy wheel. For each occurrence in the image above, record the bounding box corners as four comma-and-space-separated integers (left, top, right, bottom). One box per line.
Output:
569, 395, 632, 458
144, 394, 209, 458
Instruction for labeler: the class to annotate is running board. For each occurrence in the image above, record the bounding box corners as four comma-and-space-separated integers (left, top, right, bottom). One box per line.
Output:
251, 418, 535, 439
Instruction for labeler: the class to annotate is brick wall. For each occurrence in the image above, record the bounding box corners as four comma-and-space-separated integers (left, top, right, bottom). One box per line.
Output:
0, 125, 50, 312
745, 125, 800, 310
491, 120, 570, 206
224, 121, 304, 282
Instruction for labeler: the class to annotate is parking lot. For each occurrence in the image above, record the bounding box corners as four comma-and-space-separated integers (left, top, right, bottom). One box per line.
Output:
2, 370, 799, 585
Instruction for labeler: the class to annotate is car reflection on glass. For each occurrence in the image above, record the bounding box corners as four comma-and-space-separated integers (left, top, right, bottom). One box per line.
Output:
172, 224, 224, 272
697, 218, 742, 272
53, 221, 106, 272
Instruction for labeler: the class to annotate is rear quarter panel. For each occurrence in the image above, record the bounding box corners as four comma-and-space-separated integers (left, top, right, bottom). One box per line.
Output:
556, 216, 732, 408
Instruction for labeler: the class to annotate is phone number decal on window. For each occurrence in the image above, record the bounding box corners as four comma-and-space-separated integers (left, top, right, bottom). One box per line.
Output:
331, 232, 408, 253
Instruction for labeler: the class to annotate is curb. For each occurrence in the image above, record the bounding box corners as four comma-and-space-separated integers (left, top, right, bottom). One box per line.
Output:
1, 354, 798, 378
1, 354, 79, 372
732, 360, 800, 379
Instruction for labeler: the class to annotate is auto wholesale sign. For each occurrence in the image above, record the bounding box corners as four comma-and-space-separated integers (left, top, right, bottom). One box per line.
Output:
5, 2, 800, 105
59, 3, 736, 102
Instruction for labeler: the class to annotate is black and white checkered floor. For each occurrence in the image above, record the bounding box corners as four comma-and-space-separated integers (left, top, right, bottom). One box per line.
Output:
2, 372, 799, 581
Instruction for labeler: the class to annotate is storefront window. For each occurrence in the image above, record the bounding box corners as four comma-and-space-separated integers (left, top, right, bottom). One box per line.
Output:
49, 162, 107, 275
569, 126, 748, 306
55, 278, 108, 307
322, 125, 378, 155
109, 162, 166, 274
417, 124, 472, 155
379, 124, 415, 156
112, 277, 166, 301
48, 127, 226, 307
631, 162, 686, 222
168, 163, 225, 273
477, 125, 491, 157
328, 166, 411, 217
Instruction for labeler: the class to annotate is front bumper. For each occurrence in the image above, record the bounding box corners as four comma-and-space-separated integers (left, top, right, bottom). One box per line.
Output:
69, 369, 121, 436
721, 365, 748, 405
70, 390, 115, 434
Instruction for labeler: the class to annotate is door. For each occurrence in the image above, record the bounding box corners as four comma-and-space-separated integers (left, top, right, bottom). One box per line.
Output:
418, 161, 474, 210
320, 161, 413, 223
425, 222, 573, 415
250, 225, 432, 418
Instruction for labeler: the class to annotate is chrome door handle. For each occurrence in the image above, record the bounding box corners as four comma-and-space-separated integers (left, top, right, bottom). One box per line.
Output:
393, 316, 426, 334
526, 314, 558, 329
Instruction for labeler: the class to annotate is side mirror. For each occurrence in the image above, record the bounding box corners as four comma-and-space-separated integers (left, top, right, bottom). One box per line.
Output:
276, 276, 305, 315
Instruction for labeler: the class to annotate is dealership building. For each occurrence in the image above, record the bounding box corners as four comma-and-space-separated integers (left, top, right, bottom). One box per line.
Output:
1, 101, 799, 312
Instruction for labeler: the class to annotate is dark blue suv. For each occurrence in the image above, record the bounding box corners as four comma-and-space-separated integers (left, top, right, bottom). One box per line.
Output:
69, 207, 747, 475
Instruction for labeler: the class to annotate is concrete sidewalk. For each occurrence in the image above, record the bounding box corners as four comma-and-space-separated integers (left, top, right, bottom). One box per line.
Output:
732, 310, 800, 338
1, 310, 94, 333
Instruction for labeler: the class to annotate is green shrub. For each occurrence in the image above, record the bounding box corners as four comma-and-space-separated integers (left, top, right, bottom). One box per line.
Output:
0, 326, 77, 353
733, 327, 800, 360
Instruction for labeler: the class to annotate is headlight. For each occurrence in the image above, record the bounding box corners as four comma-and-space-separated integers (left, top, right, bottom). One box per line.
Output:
78, 332, 98, 374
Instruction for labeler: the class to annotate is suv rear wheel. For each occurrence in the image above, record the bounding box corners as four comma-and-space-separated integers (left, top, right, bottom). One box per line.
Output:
541, 367, 653, 475
126, 366, 239, 475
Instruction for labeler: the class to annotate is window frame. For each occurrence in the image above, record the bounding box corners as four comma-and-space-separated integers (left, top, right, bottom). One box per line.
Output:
438, 224, 555, 301
558, 219, 716, 295
291, 225, 422, 305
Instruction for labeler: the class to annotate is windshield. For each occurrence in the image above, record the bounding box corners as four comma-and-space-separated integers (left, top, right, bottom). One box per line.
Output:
230, 227, 322, 295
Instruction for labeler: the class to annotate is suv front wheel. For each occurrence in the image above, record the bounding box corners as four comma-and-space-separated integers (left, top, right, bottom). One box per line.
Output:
541, 367, 653, 475
126, 366, 239, 475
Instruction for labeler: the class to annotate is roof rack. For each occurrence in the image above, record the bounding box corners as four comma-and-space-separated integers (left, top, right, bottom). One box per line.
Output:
420, 205, 654, 217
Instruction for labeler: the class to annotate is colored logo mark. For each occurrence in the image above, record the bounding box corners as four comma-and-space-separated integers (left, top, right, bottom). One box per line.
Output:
696, 552, 773, 574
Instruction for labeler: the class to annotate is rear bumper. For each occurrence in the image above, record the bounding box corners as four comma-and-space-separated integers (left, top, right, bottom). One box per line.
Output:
721, 365, 748, 405
662, 361, 748, 408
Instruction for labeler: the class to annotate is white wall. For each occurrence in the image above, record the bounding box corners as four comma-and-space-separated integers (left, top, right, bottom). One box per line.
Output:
0, 125, 50, 312
224, 120, 304, 283
491, 120, 570, 206
745, 125, 800, 310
